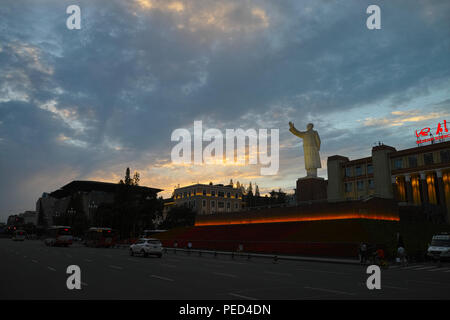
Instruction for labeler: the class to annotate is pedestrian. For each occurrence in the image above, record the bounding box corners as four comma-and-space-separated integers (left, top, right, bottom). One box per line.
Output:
359, 242, 368, 265
375, 247, 386, 267
397, 245, 407, 266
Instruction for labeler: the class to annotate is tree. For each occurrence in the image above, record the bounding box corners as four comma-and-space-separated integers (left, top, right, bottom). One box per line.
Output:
159, 205, 196, 229
133, 172, 140, 186
124, 167, 132, 185
255, 184, 260, 197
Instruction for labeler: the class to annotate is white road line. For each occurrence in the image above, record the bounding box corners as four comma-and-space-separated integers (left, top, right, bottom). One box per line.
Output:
109, 265, 123, 270
150, 275, 174, 282
160, 263, 176, 268
23, 256, 27, 258
427, 267, 447, 272
304, 286, 354, 296
229, 293, 258, 300
81, 282, 88, 286
264, 271, 293, 277
297, 268, 349, 275
412, 266, 438, 271
383, 285, 408, 290
212, 272, 237, 278
402, 265, 424, 269
445, 269, 450, 273
31, 259, 38, 263
47, 267, 56, 271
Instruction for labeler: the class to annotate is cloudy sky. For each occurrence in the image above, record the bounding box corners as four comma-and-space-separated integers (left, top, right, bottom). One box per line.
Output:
1, 0, 449, 221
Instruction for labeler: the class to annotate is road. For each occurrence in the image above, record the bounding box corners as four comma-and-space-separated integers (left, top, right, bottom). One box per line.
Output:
1, 239, 450, 300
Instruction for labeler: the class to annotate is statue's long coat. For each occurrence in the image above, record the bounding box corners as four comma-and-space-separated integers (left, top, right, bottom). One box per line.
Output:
289, 127, 322, 170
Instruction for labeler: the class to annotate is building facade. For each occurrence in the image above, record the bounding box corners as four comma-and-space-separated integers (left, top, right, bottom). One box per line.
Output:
327, 141, 450, 222
172, 183, 243, 215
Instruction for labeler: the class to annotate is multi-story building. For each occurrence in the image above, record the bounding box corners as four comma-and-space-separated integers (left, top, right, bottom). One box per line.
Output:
172, 183, 243, 215
327, 141, 450, 222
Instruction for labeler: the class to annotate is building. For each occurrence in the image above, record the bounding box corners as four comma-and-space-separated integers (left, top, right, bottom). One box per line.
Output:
36, 180, 162, 227
172, 183, 243, 215
327, 141, 450, 222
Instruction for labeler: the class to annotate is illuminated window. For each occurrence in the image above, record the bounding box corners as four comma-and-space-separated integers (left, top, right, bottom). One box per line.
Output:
411, 176, 421, 205
424, 153, 434, 165
396, 176, 406, 201
408, 155, 418, 168
427, 174, 437, 204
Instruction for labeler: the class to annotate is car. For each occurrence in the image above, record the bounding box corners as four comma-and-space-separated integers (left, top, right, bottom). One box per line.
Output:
130, 238, 163, 258
12, 230, 26, 241
427, 233, 450, 262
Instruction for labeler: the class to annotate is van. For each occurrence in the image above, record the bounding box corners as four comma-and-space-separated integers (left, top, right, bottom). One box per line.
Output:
427, 233, 450, 261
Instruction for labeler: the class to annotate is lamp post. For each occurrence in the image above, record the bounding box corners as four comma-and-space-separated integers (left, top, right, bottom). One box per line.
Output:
67, 208, 76, 227
88, 202, 98, 226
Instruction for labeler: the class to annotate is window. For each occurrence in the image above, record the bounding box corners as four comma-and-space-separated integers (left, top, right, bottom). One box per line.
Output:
441, 150, 450, 163
345, 167, 352, 177
218, 191, 224, 197
393, 158, 403, 169
203, 189, 206, 196
357, 180, 364, 191
226, 202, 230, 209
211, 190, 216, 197
218, 202, 224, 208
355, 166, 363, 176
368, 179, 374, 189
345, 182, 353, 193
202, 200, 206, 207
367, 164, 373, 174
235, 203, 238, 209
183, 192, 187, 198
211, 201, 215, 208
424, 153, 434, 165
227, 192, 231, 198
408, 155, 418, 168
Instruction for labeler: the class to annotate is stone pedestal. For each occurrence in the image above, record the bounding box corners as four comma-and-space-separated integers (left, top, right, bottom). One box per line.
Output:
296, 177, 327, 202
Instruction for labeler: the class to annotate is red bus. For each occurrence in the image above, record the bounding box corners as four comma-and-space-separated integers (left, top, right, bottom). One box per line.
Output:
44, 226, 73, 247
84, 227, 117, 248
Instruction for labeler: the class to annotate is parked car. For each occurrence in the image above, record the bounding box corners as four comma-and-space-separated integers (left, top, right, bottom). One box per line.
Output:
130, 238, 163, 258
427, 233, 450, 262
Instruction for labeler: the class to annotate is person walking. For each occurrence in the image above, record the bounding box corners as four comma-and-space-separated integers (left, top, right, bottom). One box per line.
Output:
397, 245, 407, 266
359, 242, 368, 265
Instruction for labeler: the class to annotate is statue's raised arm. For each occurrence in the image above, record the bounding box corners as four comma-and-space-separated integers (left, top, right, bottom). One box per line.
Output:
288, 122, 322, 177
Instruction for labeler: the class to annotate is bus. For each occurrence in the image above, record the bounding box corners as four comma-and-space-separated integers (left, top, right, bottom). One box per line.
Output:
44, 226, 73, 247
12, 229, 26, 241
84, 227, 117, 248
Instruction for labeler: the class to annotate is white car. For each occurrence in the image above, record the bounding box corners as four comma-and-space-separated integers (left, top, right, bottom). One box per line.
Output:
427, 234, 450, 261
130, 238, 163, 258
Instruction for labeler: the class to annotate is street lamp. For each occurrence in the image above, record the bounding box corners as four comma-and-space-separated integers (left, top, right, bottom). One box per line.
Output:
89, 201, 98, 226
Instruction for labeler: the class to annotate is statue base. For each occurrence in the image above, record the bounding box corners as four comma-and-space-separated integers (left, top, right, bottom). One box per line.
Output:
296, 177, 327, 203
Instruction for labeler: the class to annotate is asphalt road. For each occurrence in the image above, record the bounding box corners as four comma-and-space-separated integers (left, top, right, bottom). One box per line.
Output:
1, 239, 450, 300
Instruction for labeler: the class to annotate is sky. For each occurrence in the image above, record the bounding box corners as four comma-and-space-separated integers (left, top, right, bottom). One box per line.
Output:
0, 0, 450, 222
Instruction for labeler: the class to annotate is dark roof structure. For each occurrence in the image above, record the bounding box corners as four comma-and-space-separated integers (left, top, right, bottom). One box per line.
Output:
49, 180, 162, 199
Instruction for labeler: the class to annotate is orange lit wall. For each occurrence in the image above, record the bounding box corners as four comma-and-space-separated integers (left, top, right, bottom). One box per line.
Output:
195, 198, 400, 227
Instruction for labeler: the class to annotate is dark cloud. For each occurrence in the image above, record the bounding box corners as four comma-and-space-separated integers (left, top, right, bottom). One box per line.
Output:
1, 0, 450, 219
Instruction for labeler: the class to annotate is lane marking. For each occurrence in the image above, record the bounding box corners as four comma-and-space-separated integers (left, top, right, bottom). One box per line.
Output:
212, 272, 237, 278
383, 285, 408, 290
31, 259, 38, 263
264, 271, 293, 277
297, 268, 349, 276
229, 293, 258, 300
109, 265, 123, 270
160, 263, 176, 268
412, 266, 438, 271
402, 265, 424, 270
304, 286, 354, 296
47, 267, 56, 271
150, 275, 174, 282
